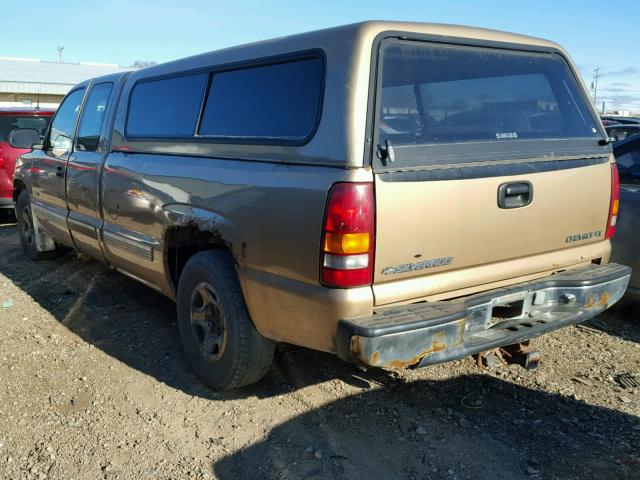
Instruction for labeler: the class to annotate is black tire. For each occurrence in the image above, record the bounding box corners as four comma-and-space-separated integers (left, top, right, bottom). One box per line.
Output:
15, 190, 57, 261
177, 250, 275, 390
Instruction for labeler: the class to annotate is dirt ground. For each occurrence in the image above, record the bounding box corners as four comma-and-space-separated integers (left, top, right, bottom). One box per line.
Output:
0, 220, 639, 480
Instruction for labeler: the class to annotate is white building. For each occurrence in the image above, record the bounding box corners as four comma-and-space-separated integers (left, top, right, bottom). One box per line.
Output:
0, 57, 131, 108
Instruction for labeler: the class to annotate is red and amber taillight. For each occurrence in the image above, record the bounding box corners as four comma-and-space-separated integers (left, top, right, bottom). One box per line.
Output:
320, 183, 375, 288
605, 164, 620, 239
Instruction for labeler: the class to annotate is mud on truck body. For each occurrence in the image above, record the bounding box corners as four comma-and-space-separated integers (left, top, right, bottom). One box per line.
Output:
11, 21, 630, 390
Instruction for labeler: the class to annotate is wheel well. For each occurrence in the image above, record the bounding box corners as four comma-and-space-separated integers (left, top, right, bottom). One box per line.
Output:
13, 180, 26, 203
165, 226, 227, 292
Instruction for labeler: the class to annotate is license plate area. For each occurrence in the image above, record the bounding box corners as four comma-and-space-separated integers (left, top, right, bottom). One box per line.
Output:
467, 291, 535, 333
491, 299, 525, 325
488, 291, 534, 329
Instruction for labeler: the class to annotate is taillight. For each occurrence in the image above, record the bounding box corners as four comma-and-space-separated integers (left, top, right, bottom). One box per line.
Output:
321, 183, 374, 288
605, 164, 620, 239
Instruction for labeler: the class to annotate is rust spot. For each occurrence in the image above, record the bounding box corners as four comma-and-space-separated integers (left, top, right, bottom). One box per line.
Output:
350, 331, 451, 369
382, 340, 447, 369
350, 336, 362, 357
585, 292, 609, 308
455, 320, 466, 344
370, 351, 380, 364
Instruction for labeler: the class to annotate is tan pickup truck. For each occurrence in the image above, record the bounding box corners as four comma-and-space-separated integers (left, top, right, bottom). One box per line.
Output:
10, 21, 630, 390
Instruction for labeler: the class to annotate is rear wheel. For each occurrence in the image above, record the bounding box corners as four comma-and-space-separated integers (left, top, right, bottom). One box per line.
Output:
176, 250, 275, 390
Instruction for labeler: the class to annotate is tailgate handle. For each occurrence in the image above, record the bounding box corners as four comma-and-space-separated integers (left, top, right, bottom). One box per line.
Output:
498, 182, 532, 209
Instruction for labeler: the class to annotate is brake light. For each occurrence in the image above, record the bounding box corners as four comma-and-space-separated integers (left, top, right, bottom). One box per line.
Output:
321, 183, 374, 288
605, 164, 620, 239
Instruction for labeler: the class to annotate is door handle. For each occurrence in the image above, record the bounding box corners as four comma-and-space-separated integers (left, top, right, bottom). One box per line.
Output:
56, 166, 64, 178
498, 181, 533, 209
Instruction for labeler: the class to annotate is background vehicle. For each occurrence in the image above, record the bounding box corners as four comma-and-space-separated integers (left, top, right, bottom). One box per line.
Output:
0, 108, 54, 221
601, 115, 640, 126
610, 134, 640, 296
605, 124, 640, 142
10, 22, 630, 390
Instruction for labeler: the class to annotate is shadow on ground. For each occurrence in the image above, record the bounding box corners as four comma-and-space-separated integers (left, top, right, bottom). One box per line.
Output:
0, 209, 16, 224
0, 224, 394, 400
581, 299, 640, 344
1, 224, 639, 478
212, 374, 640, 480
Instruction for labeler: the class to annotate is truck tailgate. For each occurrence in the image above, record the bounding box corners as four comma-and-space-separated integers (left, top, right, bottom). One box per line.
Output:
373, 160, 612, 305
370, 39, 613, 305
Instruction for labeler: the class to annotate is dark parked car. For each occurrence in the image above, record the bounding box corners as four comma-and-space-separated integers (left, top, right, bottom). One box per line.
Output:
0, 108, 54, 220
605, 124, 640, 142
601, 115, 640, 125
610, 134, 640, 296
601, 119, 621, 127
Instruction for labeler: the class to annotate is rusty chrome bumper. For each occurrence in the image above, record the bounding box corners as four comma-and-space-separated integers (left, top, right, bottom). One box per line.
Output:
336, 263, 631, 369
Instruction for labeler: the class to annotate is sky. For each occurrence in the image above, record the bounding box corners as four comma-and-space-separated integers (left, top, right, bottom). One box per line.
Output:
2, 0, 639, 112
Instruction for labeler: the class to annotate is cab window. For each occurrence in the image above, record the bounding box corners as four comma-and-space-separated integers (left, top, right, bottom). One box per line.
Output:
48, 88, 85, 156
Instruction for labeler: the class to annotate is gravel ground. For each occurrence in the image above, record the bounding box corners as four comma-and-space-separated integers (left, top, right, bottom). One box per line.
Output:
0, 221, 639, 480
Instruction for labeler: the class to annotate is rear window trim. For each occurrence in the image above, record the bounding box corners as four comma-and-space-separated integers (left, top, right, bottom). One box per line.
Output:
368, 35, 608, 172
376, 154, 610, 182
381, 138, 608, 167
124, 49, 326, 147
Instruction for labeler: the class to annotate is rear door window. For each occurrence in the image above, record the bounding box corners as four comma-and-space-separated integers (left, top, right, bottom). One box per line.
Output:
376, 41, 601, 167
76, 82, 114, 152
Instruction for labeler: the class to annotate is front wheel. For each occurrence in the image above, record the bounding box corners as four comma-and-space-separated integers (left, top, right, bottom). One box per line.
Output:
15, 190, 58, 261
176, 250, 275, 390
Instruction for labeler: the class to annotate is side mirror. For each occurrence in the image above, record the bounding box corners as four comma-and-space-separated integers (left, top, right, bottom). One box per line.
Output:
9, 128, 42, 149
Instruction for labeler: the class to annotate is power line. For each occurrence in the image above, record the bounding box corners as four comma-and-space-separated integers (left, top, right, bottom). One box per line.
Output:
591, 66, 600, 108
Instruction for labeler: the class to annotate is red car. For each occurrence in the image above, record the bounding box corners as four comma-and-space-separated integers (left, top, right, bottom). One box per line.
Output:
0, 108, 55, 219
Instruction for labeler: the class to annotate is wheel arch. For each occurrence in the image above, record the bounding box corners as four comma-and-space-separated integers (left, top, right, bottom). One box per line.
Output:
13, 179, 27, 203
162, 205, 240, 294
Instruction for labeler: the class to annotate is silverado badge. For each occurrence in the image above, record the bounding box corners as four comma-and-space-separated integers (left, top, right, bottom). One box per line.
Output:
381, 256, 453, 276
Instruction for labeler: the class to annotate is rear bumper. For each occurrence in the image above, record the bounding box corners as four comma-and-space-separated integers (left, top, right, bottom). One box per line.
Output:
337, 263, 631, 369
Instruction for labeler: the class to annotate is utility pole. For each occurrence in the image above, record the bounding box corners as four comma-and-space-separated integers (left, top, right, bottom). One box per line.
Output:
591, 67, 600, 107
57, 46, 65, 63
